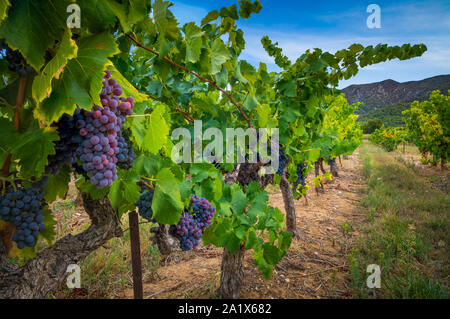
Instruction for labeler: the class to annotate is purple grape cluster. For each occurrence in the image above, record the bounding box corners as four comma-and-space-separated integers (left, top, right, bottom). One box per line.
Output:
277, 148, 287, 176
293, 163, 308, 194
45, 114, 82, 175
0, 177, 48, 249
190, 194, 215, 229
171, 195, 216, 251
0, 38, 35, 77
136, 188, 155, 222
172, 212, 203, 251
75, 70, 135, 188
327, 157, 336, 166
117, 129, 136, 170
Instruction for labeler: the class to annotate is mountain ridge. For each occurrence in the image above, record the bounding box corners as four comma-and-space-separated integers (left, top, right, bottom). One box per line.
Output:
342, 74, 450, 117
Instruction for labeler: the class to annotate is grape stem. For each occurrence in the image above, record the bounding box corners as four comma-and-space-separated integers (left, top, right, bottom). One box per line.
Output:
139, 178, 154, 190
126, 33, 253, 128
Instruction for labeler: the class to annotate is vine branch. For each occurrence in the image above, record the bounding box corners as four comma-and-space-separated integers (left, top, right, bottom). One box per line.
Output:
126, 33, 253, 128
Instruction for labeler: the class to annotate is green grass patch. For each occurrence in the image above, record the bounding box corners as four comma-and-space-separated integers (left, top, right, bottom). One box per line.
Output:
349, 141, 450, 298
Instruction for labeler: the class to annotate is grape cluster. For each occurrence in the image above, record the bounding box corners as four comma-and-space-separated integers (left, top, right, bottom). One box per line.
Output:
190, 195, 215, 229
117, 129, 136, 170
136, 188, 155, 222
0, 177, 48, 249
277, 149, 287, 176
171, 212, 203, 251
294, 163, 308, 193
45, 114, 82, 175
170, 195, 216, 251
75, 70, 135, 188
327, 157, 336, 166
0, 39, 35, 77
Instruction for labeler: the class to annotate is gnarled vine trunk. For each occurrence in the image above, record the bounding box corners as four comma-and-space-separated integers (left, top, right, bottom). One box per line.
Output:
319, 158, 326, 175
150, 224, 179, 255
280, 173, 297, 236
218, 245, 245, 299
0, 192, 122, 299
218, 165, 246, 299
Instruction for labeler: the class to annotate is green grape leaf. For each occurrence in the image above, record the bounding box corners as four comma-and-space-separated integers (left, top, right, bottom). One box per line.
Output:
109, 172, 141, 217
238, 0, 262, 19
263, 243, 281, 266
37, 32, 119, 124
143, 104, 169, 153
153, 0, 179, 43
104, 0, 131, 33
185, 22, 204, 64
127, 0, 148, 24
40, 206, 57, 245
254, 249, 273, 279
210, 38, 231, 75
201, 10, 219, 25
0, 0, 10, 23
77, 0, 117, 33
219, 4, 239, 20
44, 165, 71, 202
0, 0, 68, 71
245, 229, 258, 250
32, 30, 78, 104
11, 124, 58, 177
257, 103, 270, 127
152, 168, 184, 224
225, 233, 241, 253
230, 189, 248, 214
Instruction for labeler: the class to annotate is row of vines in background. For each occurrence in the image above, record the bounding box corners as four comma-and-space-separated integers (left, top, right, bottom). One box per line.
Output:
0, 0, 427, 298
403, 90, 449, 169
369, 90, 449, 169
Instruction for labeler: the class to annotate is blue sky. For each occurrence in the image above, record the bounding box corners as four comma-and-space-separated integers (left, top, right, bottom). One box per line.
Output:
170, 0, 450, 89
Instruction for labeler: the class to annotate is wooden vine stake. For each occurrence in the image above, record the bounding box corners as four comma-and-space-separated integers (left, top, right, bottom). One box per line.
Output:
129, 211, 143, 299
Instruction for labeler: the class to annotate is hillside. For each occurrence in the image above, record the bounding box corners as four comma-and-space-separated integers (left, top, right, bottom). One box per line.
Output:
342, 75, 450, 124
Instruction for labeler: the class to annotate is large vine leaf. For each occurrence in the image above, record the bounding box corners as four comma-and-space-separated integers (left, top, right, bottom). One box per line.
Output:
0, 0, 69, 71
40, 206, 57, 245
32, 30, 78, 104
11, 122, 58, 177
184, 22, 204, 64
44, 165, 71, 203
211, 38, 231, 75
0, 0, 10, 24
151, 168, 183, 224
37, 32, 119, 124
143, 103, 169, 154
109, 170, 141, 217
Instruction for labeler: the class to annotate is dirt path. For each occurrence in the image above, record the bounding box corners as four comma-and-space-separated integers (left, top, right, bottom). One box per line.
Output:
122, 151, 368, 299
